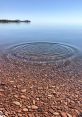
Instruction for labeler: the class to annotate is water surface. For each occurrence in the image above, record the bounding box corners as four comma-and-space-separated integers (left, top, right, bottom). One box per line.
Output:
0, 23, 82, 52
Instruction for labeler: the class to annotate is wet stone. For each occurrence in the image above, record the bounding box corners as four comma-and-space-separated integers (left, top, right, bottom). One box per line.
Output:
22, 108, 28, 112
60, 112, 67, 117
13, 101, 21, 107
33, 100, 36, 105
53, 112, 60, 116
14, 95, 18, 98
28, 113, 35, 117
0, 89, 4, 92
67, 113, 72, 117
21, 89, 27, 93
20, 95, 26, 99
0, 92, 4, 96
31, 105, 38, 110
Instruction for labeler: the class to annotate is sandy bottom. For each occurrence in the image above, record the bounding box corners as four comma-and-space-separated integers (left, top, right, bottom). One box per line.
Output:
0, 50, 82, 117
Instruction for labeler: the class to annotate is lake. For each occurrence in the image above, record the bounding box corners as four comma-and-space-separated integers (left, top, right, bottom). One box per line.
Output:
0, 22, 82, 64
0, 23, 82, 52
0, 23, 82, 116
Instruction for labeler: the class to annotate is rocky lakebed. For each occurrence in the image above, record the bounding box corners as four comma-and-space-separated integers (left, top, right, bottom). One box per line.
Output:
0, 42, 82, 117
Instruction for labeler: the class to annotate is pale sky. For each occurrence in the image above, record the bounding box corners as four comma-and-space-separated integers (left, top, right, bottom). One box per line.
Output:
0, 0, 82, 25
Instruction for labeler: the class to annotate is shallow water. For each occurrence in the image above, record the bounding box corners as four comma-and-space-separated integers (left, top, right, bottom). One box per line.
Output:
0, 23, 82, 52
0, 23, 82, 116
6, 42, 78, 64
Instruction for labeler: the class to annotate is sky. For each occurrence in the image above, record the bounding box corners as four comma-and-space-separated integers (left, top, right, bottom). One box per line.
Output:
0, 0, 82, 25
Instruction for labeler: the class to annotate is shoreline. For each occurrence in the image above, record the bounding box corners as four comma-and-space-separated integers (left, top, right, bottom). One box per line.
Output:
0, 19, 31, 23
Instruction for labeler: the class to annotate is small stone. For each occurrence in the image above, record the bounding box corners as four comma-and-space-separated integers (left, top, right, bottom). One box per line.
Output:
31, 105, 38, 109
23, 108, 28, 112
30, 86, 33, 89
27, 106, 31, 109
17, 85, 21, 88
67, 113, 72, 117
0, 89, 4, 92
0, 92, 4, 96
13, 101, 21, 107
52, 90, 56, 94
51, 86, 55, 88
53, 112, 60, 116
60, 112, 67, 117
28, 113, 35, 117
14, 95, 18, 98
33, 100, 36, 105
48, 95, 53, 98
49, 109, 55, 114
45, 74, 47, 77
21, 89, 26, 93
36, 98, 39, 101
9, 80, 14, 83
64, 102, 68, 105
14, 85, 16, 88
17, 109, 21, 113
0, 108, 4, 111
75, 95, 78, 98
38, 87, 43, 90
17, 113, 22, 117
21, 95, 26, 99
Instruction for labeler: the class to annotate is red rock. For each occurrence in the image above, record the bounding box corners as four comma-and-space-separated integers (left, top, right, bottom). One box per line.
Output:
14, 95, 18, 98
28, 113, 35, 117
0, 92, 4, 96
67, 113, 72, 117
21, 89, 27, 93
31, 105, 38, 109
13, 101, 21, 107
21, 95, 26, 99
23, 108, 28, 112
53, 112, 60, 116
49, 109, 54, 113
33, 100, 36, 105
60, 112, 67, 117
0, 89, 4, 92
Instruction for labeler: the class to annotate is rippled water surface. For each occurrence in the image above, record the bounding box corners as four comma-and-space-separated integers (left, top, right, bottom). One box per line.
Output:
6, 42, 78, 64
0, 23, 82, 117
0, 23, 82, 56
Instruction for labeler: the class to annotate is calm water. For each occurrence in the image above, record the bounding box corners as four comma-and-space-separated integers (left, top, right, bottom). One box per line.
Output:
0, 23, 82, 52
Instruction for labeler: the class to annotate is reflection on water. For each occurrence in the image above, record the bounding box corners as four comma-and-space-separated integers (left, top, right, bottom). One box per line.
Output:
0, 23, 82, 52
7, 42, 78, 64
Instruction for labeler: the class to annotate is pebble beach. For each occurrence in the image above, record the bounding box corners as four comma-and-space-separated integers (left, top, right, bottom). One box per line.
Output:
0, 43, 82, 117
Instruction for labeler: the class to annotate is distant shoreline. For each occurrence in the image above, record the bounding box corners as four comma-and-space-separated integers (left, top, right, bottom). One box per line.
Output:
0, 19, 31, 23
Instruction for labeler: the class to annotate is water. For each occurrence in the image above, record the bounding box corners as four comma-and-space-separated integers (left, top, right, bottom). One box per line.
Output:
0, 23, 82, 116
7, 42, 78, 64
0, 23, 82, 52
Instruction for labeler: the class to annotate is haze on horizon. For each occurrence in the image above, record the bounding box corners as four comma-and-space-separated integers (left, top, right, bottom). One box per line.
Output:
0, 0, 82, 25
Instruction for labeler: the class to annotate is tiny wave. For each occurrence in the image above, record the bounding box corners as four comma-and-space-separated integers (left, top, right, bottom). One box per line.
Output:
6, 42, 79, 64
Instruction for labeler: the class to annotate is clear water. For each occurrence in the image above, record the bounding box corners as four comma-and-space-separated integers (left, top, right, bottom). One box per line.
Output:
0, 23, 82, 52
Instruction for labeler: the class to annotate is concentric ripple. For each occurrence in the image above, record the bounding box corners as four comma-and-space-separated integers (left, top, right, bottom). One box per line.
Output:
7, 42, 78, 63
